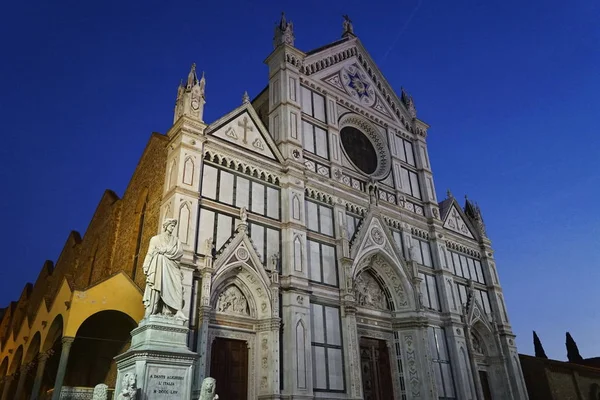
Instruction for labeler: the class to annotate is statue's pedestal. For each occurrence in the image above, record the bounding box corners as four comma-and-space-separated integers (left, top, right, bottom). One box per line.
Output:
115, 315, 197, 400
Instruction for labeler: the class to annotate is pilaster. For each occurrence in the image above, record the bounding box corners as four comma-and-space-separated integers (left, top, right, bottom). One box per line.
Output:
162, 117, 207, 327
444, 325, 476, 400
280, 290, 313, 398
193, 265, 215, 391
341, 301, 362, 400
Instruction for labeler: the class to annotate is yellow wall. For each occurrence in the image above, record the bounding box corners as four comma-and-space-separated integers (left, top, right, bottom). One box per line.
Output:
0, 273, 143, 372
65, 272, 143, 337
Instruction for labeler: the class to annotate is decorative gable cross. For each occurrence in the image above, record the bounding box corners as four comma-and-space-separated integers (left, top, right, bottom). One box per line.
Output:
238, 116, 253, 144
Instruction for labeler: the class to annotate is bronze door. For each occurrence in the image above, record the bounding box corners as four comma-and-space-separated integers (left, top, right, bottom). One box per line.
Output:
210, 338, 248, 400
360, 338, 394, 400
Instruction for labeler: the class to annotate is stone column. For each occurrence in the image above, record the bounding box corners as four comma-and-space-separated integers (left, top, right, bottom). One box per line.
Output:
0, 376, 13, 400
51, 336, 75, 400
30, 353, 49, 400
14, 362, 31, 400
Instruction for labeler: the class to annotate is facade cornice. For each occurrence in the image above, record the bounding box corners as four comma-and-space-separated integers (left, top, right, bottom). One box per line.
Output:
203, 146, 283, 185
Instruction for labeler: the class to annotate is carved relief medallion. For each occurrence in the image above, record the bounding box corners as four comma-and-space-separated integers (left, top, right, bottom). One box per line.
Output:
236, 247, 249, 261
370, 227, 385, 245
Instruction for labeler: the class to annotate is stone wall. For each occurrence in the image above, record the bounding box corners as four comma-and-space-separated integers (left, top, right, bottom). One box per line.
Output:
520, 354, 600, 400
0, 132, 168, 354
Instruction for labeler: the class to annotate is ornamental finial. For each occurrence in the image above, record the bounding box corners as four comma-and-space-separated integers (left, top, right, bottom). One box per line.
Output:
342, 15, 355, 37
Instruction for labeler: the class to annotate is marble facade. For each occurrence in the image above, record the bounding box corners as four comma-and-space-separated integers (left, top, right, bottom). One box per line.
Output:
158, 14, 529, 400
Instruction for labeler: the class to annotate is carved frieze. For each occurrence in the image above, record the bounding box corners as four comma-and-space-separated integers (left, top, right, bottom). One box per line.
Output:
355, 270, 388, 310
217, 286, 249, 316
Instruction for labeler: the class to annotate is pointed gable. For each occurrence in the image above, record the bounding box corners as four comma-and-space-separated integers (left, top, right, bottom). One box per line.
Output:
213, 225, 273, 285
441, 200, 476, 239
301, 37, 427, 135
206, 102, 283, 162
349, 210, 415, 310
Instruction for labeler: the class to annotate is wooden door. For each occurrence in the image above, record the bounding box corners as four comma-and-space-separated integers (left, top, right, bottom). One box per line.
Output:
210, 338, 248, 400
360, 338, 394, 400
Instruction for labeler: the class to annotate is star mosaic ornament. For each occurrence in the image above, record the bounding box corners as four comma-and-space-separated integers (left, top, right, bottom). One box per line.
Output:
341, 65, 375, 106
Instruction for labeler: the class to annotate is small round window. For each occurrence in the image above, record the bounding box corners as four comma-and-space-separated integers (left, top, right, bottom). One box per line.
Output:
340, 127, 377, 175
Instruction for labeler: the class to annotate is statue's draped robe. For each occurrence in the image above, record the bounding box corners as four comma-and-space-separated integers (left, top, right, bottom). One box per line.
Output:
143, 232, 184, 314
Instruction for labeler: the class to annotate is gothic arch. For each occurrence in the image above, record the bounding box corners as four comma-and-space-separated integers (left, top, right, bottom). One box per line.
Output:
211, 280, 255, 319
353, 251, 416, 311
354, 268, 394, 311
183, 156, 195, 185
167, 159, 177, 189
211, 261, 273, 320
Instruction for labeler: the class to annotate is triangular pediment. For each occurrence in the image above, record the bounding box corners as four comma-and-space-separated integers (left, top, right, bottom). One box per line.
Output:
213, 224, 272, 287
466, 292, 491, 328
350, 210, 409, 278
303, 38, 421, 129
442, 201, 476, 239
206, 103, 283, 162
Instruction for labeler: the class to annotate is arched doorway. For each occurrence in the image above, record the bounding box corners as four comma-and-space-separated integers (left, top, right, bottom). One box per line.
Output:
5, 345, 23, 399
20, 332, 41, 399
40, 315, 64, 397
352, 253, 416, 400
64, 310, 136, 388
204, 256, 278, 400
470, 321, 506, 400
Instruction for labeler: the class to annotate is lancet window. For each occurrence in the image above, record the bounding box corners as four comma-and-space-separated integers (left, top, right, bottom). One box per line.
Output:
310, 303, 344, 392
201, 163, 280, 221
448, 250, 485, 284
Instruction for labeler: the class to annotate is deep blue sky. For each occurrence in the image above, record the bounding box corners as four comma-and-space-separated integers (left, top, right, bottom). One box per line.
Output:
1, 0, 598, 361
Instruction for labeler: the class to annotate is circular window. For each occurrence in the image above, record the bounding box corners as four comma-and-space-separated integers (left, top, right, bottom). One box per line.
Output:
338, 114, 391, 180
340, 127, 377, 174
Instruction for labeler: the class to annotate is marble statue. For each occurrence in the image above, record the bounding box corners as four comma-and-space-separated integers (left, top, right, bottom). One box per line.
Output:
199, 377, 219, 400
142, 218, 188, 321
117, 373, 137, 400
240, 206, 248, 223
92, 383, 108, 400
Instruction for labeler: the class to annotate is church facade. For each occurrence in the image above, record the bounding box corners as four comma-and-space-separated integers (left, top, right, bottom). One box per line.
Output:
0, 15, 528, 400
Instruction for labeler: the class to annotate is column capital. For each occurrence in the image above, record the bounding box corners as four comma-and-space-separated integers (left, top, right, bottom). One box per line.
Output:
61, 336, 75, 346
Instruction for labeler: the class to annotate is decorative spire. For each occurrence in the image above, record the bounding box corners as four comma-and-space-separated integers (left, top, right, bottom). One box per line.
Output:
566, 332, 583, 363
242, 91, 250, 104
446, 189, 453, 198
173, 63, 207, 124
464, 196, 487, 238
186, 63, 198, 89
199, 71, 206, 96
533, 331, 548, 359
401, 87, 417, 119
273, 12, 295, 48
342, 15, 355, 37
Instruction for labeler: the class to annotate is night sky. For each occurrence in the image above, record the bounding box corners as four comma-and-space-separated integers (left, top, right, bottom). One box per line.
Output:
1, 0, 598, 360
